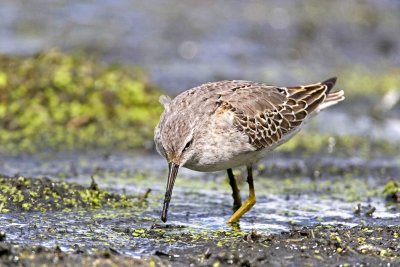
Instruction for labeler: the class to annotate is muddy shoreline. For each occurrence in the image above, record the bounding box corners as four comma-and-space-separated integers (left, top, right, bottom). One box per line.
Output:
1, 224, 398, 266
0, 151, 399, 266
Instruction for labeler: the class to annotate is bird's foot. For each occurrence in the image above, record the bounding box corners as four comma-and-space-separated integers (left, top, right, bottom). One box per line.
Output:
227, 194, 256, 223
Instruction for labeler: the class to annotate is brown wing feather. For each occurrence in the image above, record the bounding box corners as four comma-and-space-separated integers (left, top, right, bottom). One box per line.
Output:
216, 78, 339, 150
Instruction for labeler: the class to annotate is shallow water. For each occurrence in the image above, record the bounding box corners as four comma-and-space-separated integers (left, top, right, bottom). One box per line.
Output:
0, 151, 398, 256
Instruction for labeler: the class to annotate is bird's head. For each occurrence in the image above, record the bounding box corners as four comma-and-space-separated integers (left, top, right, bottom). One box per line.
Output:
154, 95, 198, 222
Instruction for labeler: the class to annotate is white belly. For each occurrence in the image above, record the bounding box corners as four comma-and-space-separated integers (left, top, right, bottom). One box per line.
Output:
183, 149, 265, 172
183, 125, 302, 172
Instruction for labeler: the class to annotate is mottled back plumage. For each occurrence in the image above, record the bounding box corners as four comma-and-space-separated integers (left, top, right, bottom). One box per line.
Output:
216, 77, 341, 149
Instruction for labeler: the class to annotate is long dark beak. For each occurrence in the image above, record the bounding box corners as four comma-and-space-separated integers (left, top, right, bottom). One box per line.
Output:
161, 162, 179, 222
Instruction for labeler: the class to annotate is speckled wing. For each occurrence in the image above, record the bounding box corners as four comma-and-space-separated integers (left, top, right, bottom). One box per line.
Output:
215, 78, 341, 150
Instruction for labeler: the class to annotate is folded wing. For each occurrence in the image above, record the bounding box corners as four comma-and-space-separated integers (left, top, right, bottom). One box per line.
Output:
216, 77, 344, 149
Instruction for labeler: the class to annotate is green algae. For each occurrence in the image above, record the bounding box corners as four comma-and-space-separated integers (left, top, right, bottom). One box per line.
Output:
124, 165, 390, 205
383, 180, 400, 203
336, 67, 400, 98
0, 50, 163, 153
162, 167, 385, 204
277, 132, 400, 157
0, 175, 146, 212
114, 226, 248, 247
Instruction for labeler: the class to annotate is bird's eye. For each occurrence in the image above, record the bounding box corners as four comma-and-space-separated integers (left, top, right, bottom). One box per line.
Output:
183, 140, 193, 152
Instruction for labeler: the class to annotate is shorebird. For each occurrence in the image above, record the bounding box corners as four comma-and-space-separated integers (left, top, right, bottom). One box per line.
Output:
154, 77, 344, 223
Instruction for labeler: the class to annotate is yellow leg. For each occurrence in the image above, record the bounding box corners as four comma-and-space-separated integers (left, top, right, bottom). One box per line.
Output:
227, 165, 256, 223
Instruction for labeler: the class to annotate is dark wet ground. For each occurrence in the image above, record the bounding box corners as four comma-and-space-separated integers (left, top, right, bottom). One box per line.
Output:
1, 225, 399, 266
0, 150, 399, 266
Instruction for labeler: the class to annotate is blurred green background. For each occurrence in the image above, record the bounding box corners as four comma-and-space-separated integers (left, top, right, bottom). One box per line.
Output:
0, 0, 399, 153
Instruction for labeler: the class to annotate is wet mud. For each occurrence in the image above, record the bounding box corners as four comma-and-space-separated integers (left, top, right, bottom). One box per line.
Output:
0, 152, 398, 266
1, 225, 399, 266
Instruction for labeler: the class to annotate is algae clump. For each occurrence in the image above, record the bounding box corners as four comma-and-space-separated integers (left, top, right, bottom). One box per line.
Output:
0, 176, 145, 212
383, 180, 400, 203
0, 50, 163, 152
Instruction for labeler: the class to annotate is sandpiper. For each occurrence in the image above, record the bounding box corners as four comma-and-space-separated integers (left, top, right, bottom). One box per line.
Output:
154, 78, 344, 223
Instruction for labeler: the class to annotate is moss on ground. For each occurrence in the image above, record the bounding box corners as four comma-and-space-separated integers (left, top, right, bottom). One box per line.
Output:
337, 67, 400, 98
383, 180, 400, 203
113, 225, 247, 245
277, 132, 400, 158
0, 175, 146, 212
0, 50, 163, 153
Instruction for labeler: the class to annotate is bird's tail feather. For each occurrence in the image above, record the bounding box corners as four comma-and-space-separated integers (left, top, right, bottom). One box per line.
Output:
319, 90, 345, 110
